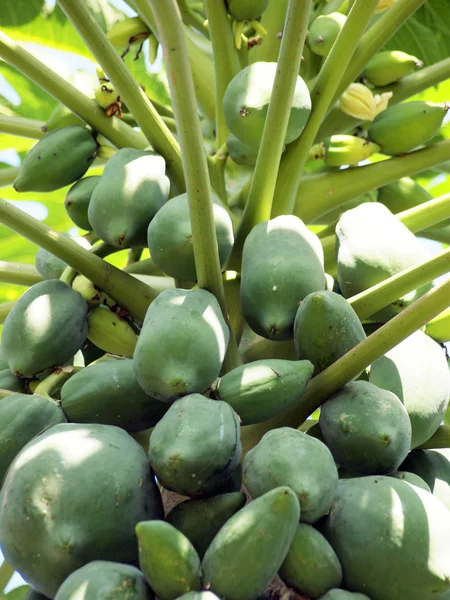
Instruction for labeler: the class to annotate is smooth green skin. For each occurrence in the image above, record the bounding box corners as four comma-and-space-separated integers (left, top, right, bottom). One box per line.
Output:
226, 133, 259, 167
363, 51, 421, 87
35, 248, 67, 280
223, 62, 311, 149
226, 0, 268, 21
389, 471, 431, 493
149, 394, 241, 497
136, 521, 201, 600
64, 176, 101, 231
0, 369, 27, 392
369, 330, 450, 448
87, 305, 138, 358
133, 288, 229, 402
2, 280, 89, 378
400, 449, 450, 510
0, 345, 8, 370
319, 591, 371, 600
88, 148, 170, 248
426, 306, 450, 343
43, 104, 85, 132
323, 477, 450, 600
54, 561, 151, 599
166, 492, 246, 558
319, 381, 411, 475
212, 463, 243, 495
241, 215, 326, 341
0, 423, 163, 598
202, 487, 300, 600
176, 594, 219, 600
214, 358, 314, 425
294, 291, 366, 375
315, 190, 377, 226
309, 13, 346, 57
367, 101, 447, 156
244, 428, 338, 523
323, 136, 380, 168
0, 393, 66, 485
279, 523, 342, 599
147, 193, 234, 281
60, 359, 168, 433
13, 126, 98, 192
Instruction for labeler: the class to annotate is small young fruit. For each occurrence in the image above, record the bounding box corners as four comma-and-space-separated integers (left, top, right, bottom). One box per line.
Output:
308, 13, 346, 57
87, 305, 138, 358
322, 135, 380, 167
364, 50, 423, 87
64, 176, 100, 231
42, 104, 85, 133
106, 16, 150, 48
226, 0, 269, 21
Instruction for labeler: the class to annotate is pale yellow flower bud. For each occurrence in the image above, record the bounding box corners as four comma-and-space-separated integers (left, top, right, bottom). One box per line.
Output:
340, 83, 376, 121
373, 92, 394, 117
375, 0, 397, 14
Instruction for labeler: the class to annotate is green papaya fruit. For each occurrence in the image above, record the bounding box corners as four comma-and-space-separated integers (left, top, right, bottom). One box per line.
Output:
212, 358, 314, 424
319, 591, 371, 600
54, 561, 151, 599
244, 428, 338, 523
147, 193, 234, 281
226, 133, 259, 167
319, 381, 411, 474
369, 330, 450, 448
279, 523, 343, 599
294, 291, 366, 375
0, 423, 163, 598
0, 392, 66, 484
13, 126, 99, 193
336, 203, 430, 318
201, 487, 300, 600
400, 448, 450, 510
72, 274, 106, 305
322, 135, 380, 167
107, 16, 150, 48
309, 13, 347, 57
87, 304, 138, 357
388, 470, 431, 493
42, 104, 85, 133
133, 288, 229, 402
241, 215, 326, 340
315, 190, 378, 226
211, 463, 243, 495
149, 394, 241, 497
223, 62, 311, 149
322, 476, 450, 599
35, 236, 91, 280
136, 521, 201, 600
88, 148, 170, 248
0, 368, 27, 392
61, 358, 168, 432
1, 280, 89, 378
363, 50, 423, 87
25, 590, 50, 600
0, 346, 8, 371
425, 306, 450, 343
166, 492, 246, 558
367, 101, 448, 156
64, 176, 101, 231
176, 594, 219, 600
226, 0, 268, 21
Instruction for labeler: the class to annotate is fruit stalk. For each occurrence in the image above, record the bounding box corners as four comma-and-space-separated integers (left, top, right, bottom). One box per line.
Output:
0, 261, 42, 287
249, 0, 289, 64
0, 115, 45, 140
226, 0, 312, 271
271, 0, 380, 218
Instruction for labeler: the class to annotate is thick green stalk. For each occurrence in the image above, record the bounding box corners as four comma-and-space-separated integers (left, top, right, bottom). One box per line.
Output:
0, 168, 19, 189
271, 0, 379, 218
241, 275, 450, 456
418, 425, 450, 450
0, 261, 42, 286
57, 0, 184, 192
0, 115, 45, 139
0, 199, 157, 322
34, 367, 81, 399
295, 140, 450, 223
250, 0, 289, 64
226, 0, 312, 271
0, 301, 15, 324
0, 32, 146, 151
203, 0, 240, 148
149, 0, 241, 370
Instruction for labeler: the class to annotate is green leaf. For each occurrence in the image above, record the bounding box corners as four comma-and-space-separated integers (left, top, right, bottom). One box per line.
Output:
3, 586, 30, 600
0, 63, 57, 121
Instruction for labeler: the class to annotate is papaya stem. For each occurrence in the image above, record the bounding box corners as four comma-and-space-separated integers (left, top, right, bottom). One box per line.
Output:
0, 261, 42, 287
0, 301, 15, 325
418, 425, 450, 450
0, 167, 19, 190
177, 0, 210, 35
0, 199, 157, 323
226, 0, 313, 272
0, 115, 45, 139
203, 0, 240, 148
270, 0, 380, 218
249, 0, 289, 64
148, 0, 241, 371
240, 275, 450, 457
34, 366, 82, 400
124, 258, 164, 276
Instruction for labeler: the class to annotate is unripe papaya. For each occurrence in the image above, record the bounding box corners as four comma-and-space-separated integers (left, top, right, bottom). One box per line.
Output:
88, 148, 170, 248
294, 291, 366, 375
279, 523, 343, 599
54, 561, 151, 599
133, 288, 229, 402
226, 133, 259, 167
223, 62, 311, 149
241, 215, 326, 340
322, 135, 380, 167
364, 51, 423, 87
0, 345, 8, 370
212, 358, 314, 424
64, 176, 100, 231
369, 330, 450, 448
400, 448, 450, 510
42, 104, 85, 133
72, 274, 104, 305
107, 16, 150, 48
244, 428, 338, 523
309, 13, 346, 57
166, 492, 246, 558
320, 591, 371, 600
2, 280, 89, 378
316, 190, 378, 226
87, 304, 138, 357
378, 175, 435, 213
35, 235, 91, 280
319, 381, 412, 474
388, 470, 431, 492
322, 476, 450, 599
177, 594, 219, 600
368, 101, 448, 156
426, 306, 450, 342
0, 368, 27, 392
13, 125, 99, 193
201, 487, 300, 600
147, 193, 234, 281
0, 423, 163, 598
136, 521, 201, 600
149, 394, 241, 497
60, 358, 168, 432
226, 0, 268, 21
